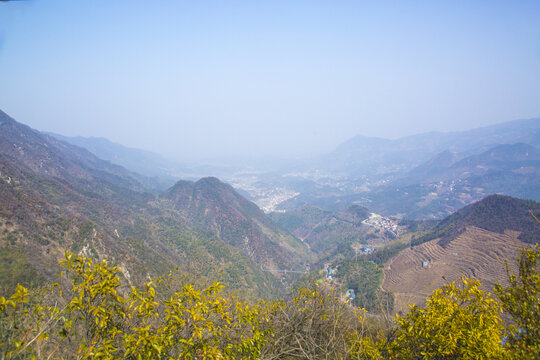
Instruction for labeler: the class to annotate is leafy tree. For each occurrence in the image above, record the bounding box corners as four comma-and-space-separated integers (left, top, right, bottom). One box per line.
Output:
387, 277, 506, 360
495, 244, 540, 359
0, 284, 63, 359
1, 252, 272, 359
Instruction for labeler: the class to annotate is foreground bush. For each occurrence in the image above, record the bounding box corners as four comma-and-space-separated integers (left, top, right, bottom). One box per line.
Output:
387, 278, 505, 359
261, 285, 371, 359
0, 252, 270, 359
1, 246, 539, 359
495, 244, 540, 359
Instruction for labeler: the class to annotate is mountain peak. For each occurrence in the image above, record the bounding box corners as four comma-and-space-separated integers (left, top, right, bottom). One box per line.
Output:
195, 176, 225, 187
161, 177, 311, 271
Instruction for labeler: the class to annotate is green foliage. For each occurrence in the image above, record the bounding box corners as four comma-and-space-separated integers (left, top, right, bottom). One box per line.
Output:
0, 248, 43, 296
495, 244, 540, 359
0, 283, 63, 359
0, 284, 31, 358
4, 249, 540, 359
0, 252, 272, 359
368, 241, 407, 265
6, 233, 16, 246
340, 258, 391, 313
388, 277, 505, 359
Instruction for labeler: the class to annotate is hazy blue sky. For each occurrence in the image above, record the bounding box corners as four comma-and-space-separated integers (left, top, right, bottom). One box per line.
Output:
1, 0, 539, 161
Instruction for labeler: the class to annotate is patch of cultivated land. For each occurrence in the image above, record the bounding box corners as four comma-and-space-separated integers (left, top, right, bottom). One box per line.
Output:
383, 226, 531, 314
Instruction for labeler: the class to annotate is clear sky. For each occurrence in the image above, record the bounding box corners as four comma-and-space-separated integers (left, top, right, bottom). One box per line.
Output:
0, 0, 539, 161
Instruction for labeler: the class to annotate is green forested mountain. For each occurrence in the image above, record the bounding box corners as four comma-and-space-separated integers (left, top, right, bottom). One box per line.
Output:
161, 177, 312, 274
0, 110, 309, 299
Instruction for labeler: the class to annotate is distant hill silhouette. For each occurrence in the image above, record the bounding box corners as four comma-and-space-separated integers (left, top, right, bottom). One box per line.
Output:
273, 118, 539, 219
47, 133, 181, 190
314, 117, 540, 177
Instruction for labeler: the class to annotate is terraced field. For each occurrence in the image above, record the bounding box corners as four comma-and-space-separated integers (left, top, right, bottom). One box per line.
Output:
382, 226, 531, 314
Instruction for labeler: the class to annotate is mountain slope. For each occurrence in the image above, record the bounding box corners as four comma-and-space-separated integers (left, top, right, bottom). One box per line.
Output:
412, 194, 540, 246
395, 150, 461, 186
0, 110, 160, 197
161, 177, 312, 273
270, 205, 393, 256
382, 195, 540, 313
384, 226, 530, 313
47, 133, 181, 190
0, 110, 306, 298
400, 143, 540, 185
363, 144, 540, 219
0, 149, 172, 288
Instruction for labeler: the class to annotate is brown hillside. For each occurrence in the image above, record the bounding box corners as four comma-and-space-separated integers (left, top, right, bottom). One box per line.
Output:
383, 226, 532, 314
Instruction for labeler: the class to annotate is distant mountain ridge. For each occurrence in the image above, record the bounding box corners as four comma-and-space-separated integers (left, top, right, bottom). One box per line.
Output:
27, 111, 540, 220
362, 143, 540, 219
47, 133, 187, 189
273, 117, 540, 218
311, 117, 540, 177
0, 110, 157, 199
401, 143, 540, 185
46, 133, 263, 184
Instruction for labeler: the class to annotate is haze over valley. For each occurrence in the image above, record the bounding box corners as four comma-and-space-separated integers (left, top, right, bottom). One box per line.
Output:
1, 1, 540, 358
49, 116, 540, 220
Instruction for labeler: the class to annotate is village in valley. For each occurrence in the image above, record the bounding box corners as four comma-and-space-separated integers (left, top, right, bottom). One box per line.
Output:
361, 212, 399, 236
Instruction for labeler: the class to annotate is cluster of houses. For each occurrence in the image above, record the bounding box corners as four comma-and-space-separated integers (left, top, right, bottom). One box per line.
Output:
362, 213, 399, 235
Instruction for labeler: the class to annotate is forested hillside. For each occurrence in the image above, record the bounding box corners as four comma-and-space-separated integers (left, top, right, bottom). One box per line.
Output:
0, 111, 309, 300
